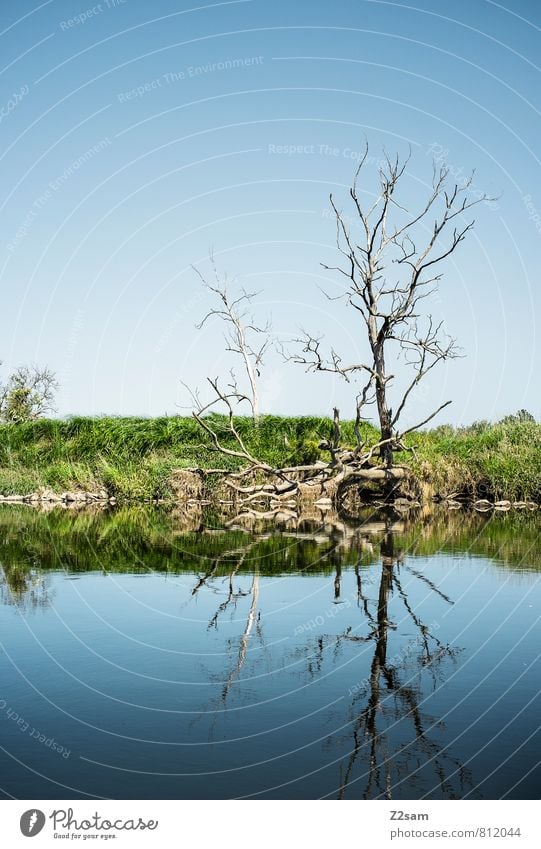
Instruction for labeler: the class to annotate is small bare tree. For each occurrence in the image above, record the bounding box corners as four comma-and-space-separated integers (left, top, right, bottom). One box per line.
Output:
0, 364, 58, 423
291, 146, 491, 466
193, 256, 271, 422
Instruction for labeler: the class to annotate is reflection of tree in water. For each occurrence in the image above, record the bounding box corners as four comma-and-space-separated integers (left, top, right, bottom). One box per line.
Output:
0, 504, 476, 793
336, 524, 471, 800
192, 517, 378, 712
186, 512, 471, 797
0, 562, 52, 610
189, 540, 265, 727
219, 572, 261, 704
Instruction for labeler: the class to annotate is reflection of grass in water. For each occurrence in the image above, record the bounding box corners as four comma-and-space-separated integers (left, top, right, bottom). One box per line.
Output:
0, 505, 540, 607
0, 505, 376, 591
398, 509, 541, 571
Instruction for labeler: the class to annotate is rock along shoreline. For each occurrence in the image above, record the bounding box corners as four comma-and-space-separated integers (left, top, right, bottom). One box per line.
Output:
0, 489, 117, 506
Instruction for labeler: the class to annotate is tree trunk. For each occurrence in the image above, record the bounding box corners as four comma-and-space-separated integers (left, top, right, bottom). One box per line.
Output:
373, 338, 393, 468
379, 416, 393, 468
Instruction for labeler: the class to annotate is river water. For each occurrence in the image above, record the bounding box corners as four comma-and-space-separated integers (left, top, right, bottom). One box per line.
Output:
0, 504, 540, 799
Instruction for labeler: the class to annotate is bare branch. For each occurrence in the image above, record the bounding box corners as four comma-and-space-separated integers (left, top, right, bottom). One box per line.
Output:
285, 330, 377, 383
400, 400, 453, 437
191, 377, 271, 469
192, 255, 272, 421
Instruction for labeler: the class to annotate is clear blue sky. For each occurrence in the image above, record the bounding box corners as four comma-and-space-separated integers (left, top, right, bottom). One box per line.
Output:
1, 0, 540, 425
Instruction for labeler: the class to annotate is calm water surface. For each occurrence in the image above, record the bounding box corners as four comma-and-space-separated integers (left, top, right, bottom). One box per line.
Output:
0, 505, 540, 799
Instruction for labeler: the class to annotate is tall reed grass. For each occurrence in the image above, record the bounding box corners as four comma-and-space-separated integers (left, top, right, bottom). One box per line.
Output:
0, 415, 539, 501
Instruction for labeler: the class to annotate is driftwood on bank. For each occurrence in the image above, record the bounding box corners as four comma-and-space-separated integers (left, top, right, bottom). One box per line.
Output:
179, 374, 416, 517
172, 458, 411, 521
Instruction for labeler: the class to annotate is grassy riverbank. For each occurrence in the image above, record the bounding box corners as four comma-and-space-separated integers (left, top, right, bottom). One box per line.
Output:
0, 414, 540, 501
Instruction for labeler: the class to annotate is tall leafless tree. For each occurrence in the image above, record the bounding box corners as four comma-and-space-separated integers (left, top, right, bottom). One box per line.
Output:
291, 147, 492, 466
193, 254, 272, 422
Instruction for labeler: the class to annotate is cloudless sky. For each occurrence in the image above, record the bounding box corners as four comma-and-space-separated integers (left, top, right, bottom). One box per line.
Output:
1, 0, 540, 425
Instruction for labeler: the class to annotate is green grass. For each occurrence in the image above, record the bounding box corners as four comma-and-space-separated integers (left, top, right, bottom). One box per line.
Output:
0, 414, 540, 501
405, 419, 541, 501
0, 415, 359, 500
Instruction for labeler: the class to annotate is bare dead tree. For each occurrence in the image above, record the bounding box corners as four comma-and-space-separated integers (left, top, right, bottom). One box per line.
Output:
290, 146, 492, 466
184, 152, 492, 516
193, 254, 272, 422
